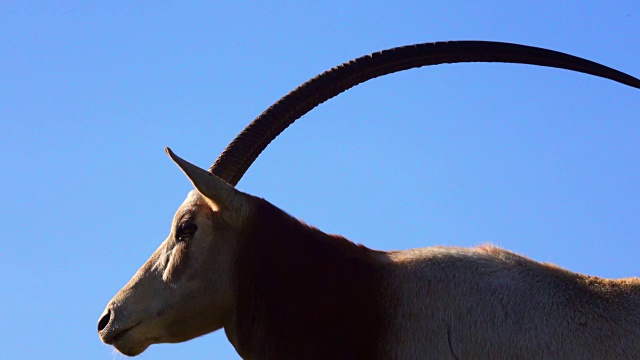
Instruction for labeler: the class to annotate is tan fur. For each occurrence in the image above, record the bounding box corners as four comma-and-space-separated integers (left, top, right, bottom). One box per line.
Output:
99, 156, 640, 359
98, 191, 243, 356
384, 245, 640, 359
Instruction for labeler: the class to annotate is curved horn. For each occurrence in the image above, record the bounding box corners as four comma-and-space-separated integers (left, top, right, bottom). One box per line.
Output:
210, 40, 640, 186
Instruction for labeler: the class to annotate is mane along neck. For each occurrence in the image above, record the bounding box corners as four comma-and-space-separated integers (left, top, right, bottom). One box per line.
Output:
228, 197, 390, 360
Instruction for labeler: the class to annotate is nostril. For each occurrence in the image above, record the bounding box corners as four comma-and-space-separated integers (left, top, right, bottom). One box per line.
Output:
98, 310, 111, 332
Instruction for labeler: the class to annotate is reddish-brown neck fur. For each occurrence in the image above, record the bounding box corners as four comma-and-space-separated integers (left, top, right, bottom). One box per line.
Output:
229, 197, 388, 360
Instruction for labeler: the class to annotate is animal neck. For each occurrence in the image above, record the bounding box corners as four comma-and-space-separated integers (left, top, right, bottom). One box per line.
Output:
225, 197, 390, 360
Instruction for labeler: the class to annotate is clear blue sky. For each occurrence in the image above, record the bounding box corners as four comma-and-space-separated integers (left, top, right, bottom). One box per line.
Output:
1, 1, 638, 359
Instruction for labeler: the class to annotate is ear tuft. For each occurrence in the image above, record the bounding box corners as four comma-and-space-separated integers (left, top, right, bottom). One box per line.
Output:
166, 147, 212, 183
165, 147, 247, 224
166, 147, 185, 166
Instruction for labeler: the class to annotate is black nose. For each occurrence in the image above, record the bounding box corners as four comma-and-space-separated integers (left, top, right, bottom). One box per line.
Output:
98, 309, 111, 332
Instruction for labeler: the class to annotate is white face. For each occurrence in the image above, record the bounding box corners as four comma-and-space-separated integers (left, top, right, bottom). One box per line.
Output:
98, 190, 239, 356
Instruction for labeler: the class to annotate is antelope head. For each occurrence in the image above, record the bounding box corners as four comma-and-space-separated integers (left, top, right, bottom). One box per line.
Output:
97, 149, 251, 356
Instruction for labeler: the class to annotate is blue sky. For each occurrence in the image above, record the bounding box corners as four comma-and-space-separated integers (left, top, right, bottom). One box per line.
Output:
1, 1, 638, 359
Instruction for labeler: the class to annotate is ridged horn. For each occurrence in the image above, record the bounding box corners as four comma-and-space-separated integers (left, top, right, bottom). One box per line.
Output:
210, 40, 640, 186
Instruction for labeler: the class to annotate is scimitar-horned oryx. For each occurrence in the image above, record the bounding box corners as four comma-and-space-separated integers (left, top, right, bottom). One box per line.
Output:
98, 41, 640, 359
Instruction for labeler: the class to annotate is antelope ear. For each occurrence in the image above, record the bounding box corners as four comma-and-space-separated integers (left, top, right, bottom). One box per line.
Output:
166, 147, 248, 223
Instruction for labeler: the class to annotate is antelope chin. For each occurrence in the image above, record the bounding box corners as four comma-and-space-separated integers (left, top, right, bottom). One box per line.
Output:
113, 343, 149, 357
101, 322, 153, 357
110, 327, 153, 357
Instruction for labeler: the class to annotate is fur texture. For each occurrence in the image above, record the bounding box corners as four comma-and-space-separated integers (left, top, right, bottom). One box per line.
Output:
227, 197, 390, 359
100, 172, 640, 359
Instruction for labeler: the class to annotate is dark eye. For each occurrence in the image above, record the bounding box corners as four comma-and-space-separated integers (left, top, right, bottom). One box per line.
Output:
176, 221, 197, 242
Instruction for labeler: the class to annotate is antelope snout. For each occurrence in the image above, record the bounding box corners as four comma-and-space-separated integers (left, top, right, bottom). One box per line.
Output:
97, 308, 115, 343
98, 308, 111, 332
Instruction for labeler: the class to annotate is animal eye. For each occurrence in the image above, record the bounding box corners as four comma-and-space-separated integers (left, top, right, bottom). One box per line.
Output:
176, 221, 197, 242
